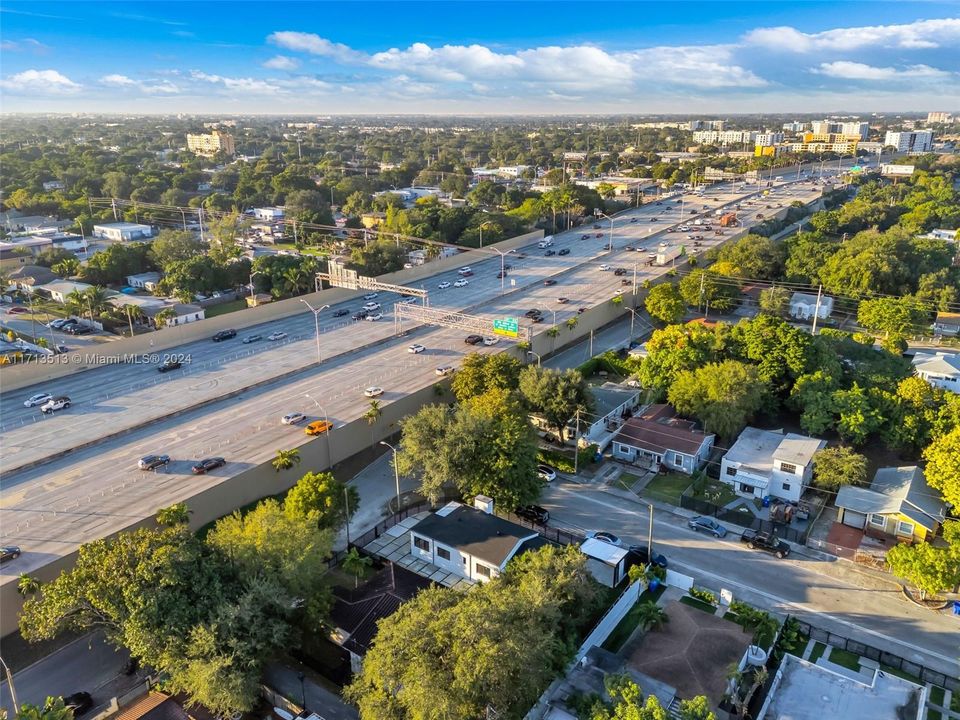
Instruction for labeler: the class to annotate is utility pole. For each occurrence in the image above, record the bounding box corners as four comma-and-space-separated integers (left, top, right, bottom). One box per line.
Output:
647, 503, 654, 562
344, 486, 351, 546
699, 271, 706, 313
811, 284, 823, 335
573, 409, 581, 475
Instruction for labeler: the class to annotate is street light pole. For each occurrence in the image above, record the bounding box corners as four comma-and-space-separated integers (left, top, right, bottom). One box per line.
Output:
248, 270, 264, 304
305, 393, 333, 466
380, 441, 402, 513
595, 210, 615, 252
527, 350, 541, 367
490, 247, 515, 295
300, 299, 330, 365
1, 654, 18, 713
624, 307, 640, 345
478, 220, 493, 249
647, 502, 654, 561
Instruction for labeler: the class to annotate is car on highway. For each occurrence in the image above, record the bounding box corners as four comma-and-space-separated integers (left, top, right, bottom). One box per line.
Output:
267, 331, 287, 341
625, 245, 635, 251
585, 531, 622, 547
524, 309, 543, 318
543, 279, 557, 286
537, 464, 557, 482
352, 311, 368, 321
581, 234, 590, 240
408, 343, 425, 353
436, 365, 455, 376
558, 248, 570, 256
458, 267, 473, 276
630, 217, 638, 223
281, 412, 306, 425
453, 278, 469, 287
365, 312, 383, 321
627, 545, 668, 568
599, 264, 611, 271
242, 334, 263, 344
212, 329, 237, 342
437, 281, 451, 289
650, 217, 657, 222
688, 516, 728, 537
621, 278, 631, 286
496, 271, 507, 278
362, 302, 381, 311
515, 505, 549, 524
482, 336, 499, 346
531, 315, 545, 323
613, 268, 628, 276
333, 308, 350, 317
64, 692, 93, 716
364, 293, 379, 300
557, 297, 570, 304
305, 419, 334, 436
138, 454, 171, 470
464, 334, 483, 345
595, 232, 603, 238
23, 392, 53, 408
191, 457, 226, 475
157, 359, 182, 373
1, 546, 23, 563
593, 224, 601, 229
544, 249, 556, 256
364, 386, 384, 397
40, 396, 71, 414
399, 296, 418, 304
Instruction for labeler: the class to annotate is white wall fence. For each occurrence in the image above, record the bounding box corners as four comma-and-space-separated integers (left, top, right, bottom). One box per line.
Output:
574, 578, 644, 665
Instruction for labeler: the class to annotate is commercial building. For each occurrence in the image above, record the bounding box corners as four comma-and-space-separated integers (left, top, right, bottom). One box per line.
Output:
252, 206, 285, 221
811, 120, 841, 135
92, 222, 154, 242
186, 130, 236, 157
884, 130, 934, 153
688, 119, 726, 131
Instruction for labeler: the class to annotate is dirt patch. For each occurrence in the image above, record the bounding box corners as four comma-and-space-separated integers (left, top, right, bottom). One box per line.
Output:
625, 600, 753, 703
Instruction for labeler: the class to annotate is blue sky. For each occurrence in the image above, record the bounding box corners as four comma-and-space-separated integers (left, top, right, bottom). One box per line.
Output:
2, 1, 959, 113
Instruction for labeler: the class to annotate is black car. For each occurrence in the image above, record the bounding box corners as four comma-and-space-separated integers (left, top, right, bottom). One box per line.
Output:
0, 546, 22, 563
557, 297, 570, 304
625, 245, 635, 251
621, 279, 631, 286
212, 329, 237, 342
558, 248, 570, 256
157, 359, 181, 373
497, 271, 507, 278
515, 505, 550, 524
524, 309, 543, 318
65, 324, 91, 335
352, 310, 368, 321
64, 692, 93, 716
333, 308, 349, 317
543, 279, 557, 286
581, 234, 590, 240
531, 315, 545, 323
593, 224, 601, 229
544, 249, 556, 256
613, 268, 628, 276
627, 545, 668, 568
630, 218, 638, 223
192, 457, 226, 475
464, 334, 484, 345
578, 307, 588, 314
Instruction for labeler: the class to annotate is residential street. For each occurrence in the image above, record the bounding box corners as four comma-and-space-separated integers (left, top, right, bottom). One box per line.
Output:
538, 477, 960, 679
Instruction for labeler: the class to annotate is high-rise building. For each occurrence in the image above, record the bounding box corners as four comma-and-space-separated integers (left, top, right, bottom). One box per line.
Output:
756, 132, 785, 146
884, 130, 934, 153
186, 130, 236, 157
839, 121, 870, 141
692, 130, 756, 145
926, 112, 953, 124
782, 121, 806, 132
811, 120, 841, 135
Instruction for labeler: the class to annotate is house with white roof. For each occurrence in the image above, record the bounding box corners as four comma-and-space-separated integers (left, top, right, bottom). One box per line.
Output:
720, 427, 826, 503
933, 312, 960, 337
789, 292, 833, 321
92, 222, 154, 242
911, 351, 960, 394
35, 280, 93, 303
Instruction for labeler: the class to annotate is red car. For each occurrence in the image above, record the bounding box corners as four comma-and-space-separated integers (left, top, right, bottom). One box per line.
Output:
6, 307, 29, 314
192, 457, 226, 474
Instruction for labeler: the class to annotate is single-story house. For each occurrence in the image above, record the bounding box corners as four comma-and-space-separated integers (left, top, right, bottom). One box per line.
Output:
409, 496, 550, 583
720, 427, 825, 503
110, 691, 191, 720
6, 264, 56, 290
0, 214, 71, 234
36, 280, 93, 303
126, 272, 162, 290
789, 292, 834, 320
911, 352, 960, 394
143, 303, 205, 327
0, 236, 53, 260
533, 383, 640, 445
933, 312, 960, 337
611, 404, 715, 474
329, 562, 433, 672
580, 538, 630, 588
252, 206, 285, 221
362, 212, 387, 229
92, 222, 154, 242
109, 294, 167, 313
835, 466, 947, 543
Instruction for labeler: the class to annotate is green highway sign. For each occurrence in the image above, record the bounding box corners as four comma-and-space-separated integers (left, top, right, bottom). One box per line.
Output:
492, 317, 519, 338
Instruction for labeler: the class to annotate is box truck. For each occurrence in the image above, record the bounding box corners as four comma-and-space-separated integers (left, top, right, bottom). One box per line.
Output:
656, 246, 683, 265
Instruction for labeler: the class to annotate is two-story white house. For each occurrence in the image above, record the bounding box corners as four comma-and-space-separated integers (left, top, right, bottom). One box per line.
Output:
789, 292, 834, 320
911, 352, 960, 394
408, 496, 548, 583
720, 427, 825, 503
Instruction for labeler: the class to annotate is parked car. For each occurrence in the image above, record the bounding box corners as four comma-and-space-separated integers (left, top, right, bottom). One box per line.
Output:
537, 464, 557, 482
65, 324, 92, 335
464, 334, 483, 345
242, 334, 263, 344
435, 365, 455, 376
515, 505, 550, 525
48, 318, 71, 329
364, 386, 384, 397
688, 516, 728, 538
40, 396, 71, 414
627, 545, 668, 568
23, 393, 53, 408
437, 281, 451, 289
138, 454, 171, 470
585, 531, 622, 547
191, 457, 226, 475
558, 248, 570, 256
0, 546, 22, 563
305, 420, 333, 436
281, 412, 306, 425
740, 529, 790, 558
212, 329, 237, 342
454, 278, 469, 287
64, 692, 93, 716
157, 359, 181, 373
267, 331, 287, 341
408, 343, 426, 354
6, 306, 28, 314
333, 308, 350, 317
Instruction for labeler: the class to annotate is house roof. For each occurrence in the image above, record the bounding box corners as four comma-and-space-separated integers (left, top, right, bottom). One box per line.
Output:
836, 466, 946, 530
581, 538, 628, 565
913, 352, 960, 377
127, 272, 162, 283
724, 427, 824, 474
611, 404, 713, 457
93, 222, 152, 231
113, 692, 190, 720
330, 563, 433, 656
935, 311, 960, 323
37, 280, 93, 296
590, 383, 639, 420
790, 292, 833, 306
7, 265, 56, 285
411, 504, 539, 567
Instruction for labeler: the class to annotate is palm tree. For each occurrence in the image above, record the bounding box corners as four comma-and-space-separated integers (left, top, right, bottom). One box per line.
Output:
84, 286, 110, 318
17, 573, 41, 597
51, 258, 80, 278
156, 503, 191, 526
364, 399, 383, 451
282, 266, 309, 296
64, 289, 88, 320
153, 307, 176, 328
565, 317, 578, 330
635, 602, 668, 632
342, 547, 373, 588
611, 295, 624, 306
272, 448, 302, 473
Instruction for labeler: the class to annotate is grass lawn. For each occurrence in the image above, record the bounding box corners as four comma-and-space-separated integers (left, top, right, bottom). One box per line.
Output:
689, 476, 739, 506
643, 472, 692, 505
927, 710, 942, 720
679, 595, 716, 615
615, 472, 643, 493
205, 299, 248, 318
929, 686, 945, 706
808, 641, 826, 664
951, 692, 960, 713
600, 584, 667, 653
828, 647, 861, 672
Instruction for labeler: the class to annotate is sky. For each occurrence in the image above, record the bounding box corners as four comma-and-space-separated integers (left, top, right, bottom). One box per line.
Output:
1, 1, 959, 114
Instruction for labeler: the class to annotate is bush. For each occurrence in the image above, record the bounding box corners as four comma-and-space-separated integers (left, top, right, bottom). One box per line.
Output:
689, 587, 717, 605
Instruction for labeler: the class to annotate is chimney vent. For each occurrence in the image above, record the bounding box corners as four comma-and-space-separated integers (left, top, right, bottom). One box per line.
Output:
474, 494, 494, 514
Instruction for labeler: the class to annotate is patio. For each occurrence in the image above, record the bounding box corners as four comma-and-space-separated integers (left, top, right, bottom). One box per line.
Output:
824, 523, 865, 560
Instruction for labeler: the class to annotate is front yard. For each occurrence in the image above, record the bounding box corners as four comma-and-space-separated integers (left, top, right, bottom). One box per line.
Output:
643, 472, 693, 505
688, 475, 739, 506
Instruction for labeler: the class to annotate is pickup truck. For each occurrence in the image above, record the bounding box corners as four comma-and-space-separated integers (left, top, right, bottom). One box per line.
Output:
740, 530, 790, 558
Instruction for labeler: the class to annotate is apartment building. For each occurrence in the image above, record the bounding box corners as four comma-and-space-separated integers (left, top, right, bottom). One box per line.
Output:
692, 130, 757, 145
926, 112, 953, 124
884, 130, 934, 153
186, 130, 236, 157
839, 121, 870, 141
756, 132, 785, 146
782, 121, 806, 132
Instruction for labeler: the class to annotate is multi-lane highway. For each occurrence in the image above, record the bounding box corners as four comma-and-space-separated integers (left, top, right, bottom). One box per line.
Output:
0, 174, 831, 585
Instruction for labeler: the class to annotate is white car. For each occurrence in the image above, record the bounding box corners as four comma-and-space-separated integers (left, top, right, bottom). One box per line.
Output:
364, 386, 384, 397
458, 266, 472, 274
281, 412, 306, 425
408, 344, 425, 354
435, 365, 455, 376
267, 331, 287, 341
613, 288, 626, 296
482, 336, 499, 346
399, 296, 418, 304
598, 264, 611, 271
437, 281, 451, 289
363, 293, 379, 300
365, 312, 383, 321
537, 464, 557, 482
454, 278, 469, 288
40, 396, 71, 414
23, 393, 53, 408
362, 302, 381, 311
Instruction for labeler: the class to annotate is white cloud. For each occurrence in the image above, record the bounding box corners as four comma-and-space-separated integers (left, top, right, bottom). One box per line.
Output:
263, 55, 300, 70
267, 31, 364, 62
100, 73, 137, 87
191, 70, 281, 94
745, 17, 960, 52
1, 37, 49, 53
100, 73, 180, 94
815, 61, 951, 81
0, 68, 80, 94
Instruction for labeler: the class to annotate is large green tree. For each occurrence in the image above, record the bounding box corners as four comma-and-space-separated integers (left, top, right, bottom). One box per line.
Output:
811, 446, 867, 491
887, 522, 960, 600
284, 471, 359, 530
638, 322, 730, 392
678, 270, 740, 315
667, 360, 769, 439
644, 283, 686, 324
924, 427, 960, 509
149, 229, 205, 269
450, 352, 523, 401
518, 366, 592, 434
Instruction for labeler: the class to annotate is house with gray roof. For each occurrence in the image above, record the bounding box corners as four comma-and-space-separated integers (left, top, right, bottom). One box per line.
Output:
911, 351, 960, 394
720, 427, 825, 503
611, 404, 715, 474
835, 466, 947, 544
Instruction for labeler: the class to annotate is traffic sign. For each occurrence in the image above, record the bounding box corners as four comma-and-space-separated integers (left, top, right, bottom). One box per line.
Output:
492, 317, 519, 338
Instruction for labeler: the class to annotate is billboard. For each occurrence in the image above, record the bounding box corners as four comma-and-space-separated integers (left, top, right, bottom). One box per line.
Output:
881, 164, 915, 177
492, 317, 519, 338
